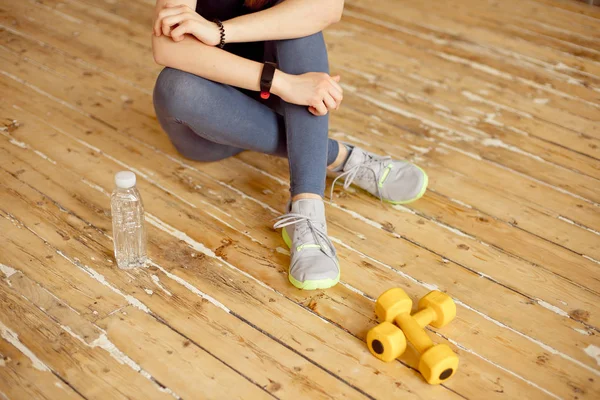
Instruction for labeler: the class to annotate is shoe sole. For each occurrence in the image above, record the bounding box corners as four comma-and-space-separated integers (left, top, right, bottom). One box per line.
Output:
281, 227, 340, 290
383, 166, 429, 205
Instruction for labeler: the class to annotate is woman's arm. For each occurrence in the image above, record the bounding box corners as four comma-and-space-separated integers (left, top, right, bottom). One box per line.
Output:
224, 0, 345, 43
152, 0, 263, 91
155, 1, 344, 46
153, 35, 264, 91
152, 0, 344, 115
153, 35, 342, 116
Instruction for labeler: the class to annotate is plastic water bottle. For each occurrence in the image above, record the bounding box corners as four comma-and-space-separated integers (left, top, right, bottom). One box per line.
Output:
111, 171, 147, 269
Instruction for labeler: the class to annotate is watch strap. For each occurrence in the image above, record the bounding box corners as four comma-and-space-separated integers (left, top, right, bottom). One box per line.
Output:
260, 62, 277, 99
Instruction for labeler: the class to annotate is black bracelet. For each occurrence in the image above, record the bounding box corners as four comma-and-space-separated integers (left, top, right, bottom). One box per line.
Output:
213, 19, 226, 48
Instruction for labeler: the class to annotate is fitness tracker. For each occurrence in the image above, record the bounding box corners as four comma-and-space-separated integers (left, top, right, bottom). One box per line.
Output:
260, 61, 277, 99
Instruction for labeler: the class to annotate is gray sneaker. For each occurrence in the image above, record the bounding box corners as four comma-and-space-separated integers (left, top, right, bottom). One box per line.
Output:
331, 145, 428, 204
273, 199, 340, 290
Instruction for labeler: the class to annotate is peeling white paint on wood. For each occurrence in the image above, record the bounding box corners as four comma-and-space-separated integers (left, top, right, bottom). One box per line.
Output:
0, 320, 50, 372
584, 345, 600, 366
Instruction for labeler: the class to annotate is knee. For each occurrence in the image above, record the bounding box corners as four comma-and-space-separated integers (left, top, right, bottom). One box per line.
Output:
273, 32, 329, 75
176, 141, 240, 163
153, 67, 212, 119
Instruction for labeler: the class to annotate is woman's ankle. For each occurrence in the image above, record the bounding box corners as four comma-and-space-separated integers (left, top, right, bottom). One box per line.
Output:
292, 193, 322, 202
327, 142, 351, 172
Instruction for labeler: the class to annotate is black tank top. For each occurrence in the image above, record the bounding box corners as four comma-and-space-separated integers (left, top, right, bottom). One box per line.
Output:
195, 0, 268, 62
195, 0, 246, 21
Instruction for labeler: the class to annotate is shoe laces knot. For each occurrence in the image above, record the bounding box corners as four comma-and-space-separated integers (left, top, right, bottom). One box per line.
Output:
273, 213, 336, 258
330, 154, 392, 201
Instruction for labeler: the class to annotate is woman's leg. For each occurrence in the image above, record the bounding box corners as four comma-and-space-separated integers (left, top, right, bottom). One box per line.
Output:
271, 33, 337, 199
269, 33, 341, 290
153, 67, 343, 167
153, 67, 289, 161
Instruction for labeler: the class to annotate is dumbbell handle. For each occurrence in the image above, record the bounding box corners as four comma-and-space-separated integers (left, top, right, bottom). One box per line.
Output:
394, 307, 437, 354
412, 307, 437, 328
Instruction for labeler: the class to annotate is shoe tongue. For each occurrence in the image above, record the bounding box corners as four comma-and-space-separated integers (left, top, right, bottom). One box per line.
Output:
291, 199, 326, 223
342, 146, 369, 172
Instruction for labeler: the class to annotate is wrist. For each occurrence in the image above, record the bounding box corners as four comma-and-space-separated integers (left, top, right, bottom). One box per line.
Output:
271, 70, 289, 97
221, 19, 237, 44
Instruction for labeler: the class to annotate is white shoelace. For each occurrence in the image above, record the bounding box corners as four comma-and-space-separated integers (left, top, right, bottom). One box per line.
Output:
330, 154, 392, 201
273, 213, 336, 258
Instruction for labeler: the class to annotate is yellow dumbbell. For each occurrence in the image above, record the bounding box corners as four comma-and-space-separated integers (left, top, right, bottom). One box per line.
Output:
366, 288, 459, 385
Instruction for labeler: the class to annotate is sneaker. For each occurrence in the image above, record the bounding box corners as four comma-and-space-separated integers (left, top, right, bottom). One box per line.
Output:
273, 199, 340, 290
331, 145, 428, 204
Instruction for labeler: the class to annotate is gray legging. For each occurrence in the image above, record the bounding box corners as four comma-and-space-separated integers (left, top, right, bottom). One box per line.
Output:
152, 32, 340, 197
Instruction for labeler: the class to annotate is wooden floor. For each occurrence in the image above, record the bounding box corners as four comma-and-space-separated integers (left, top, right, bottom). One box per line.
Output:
1, 0, 599, 398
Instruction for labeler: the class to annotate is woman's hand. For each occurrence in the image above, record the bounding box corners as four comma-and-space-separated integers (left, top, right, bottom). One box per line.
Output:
153, 3, 221, 45
272, 71, 343, 116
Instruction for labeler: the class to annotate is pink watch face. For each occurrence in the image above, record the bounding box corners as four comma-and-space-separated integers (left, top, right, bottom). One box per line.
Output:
260, 91, 270, 99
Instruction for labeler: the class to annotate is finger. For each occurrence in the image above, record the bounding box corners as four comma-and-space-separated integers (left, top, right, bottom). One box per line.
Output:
327, 82, 343, 102
170, 22, 191, 42
312, 101, 328, 116
308, 106, 319, 116
165, 3, 188, 9
162, 14, 187, 36
323, 93, 337, 111
154, 7, 182, 35
329, 88, 343, 108
329, 75, 343, 94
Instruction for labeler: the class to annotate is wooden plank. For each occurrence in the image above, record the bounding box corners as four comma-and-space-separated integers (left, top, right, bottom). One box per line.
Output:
1, 89, 598, 400
0, 273, 175, 399
346, 0, 600, 78
337, 9, 600, 139
97, 306, 275, 400
0, 0, 158, 89
529, 0, 600, 20
37, 0, 151, 48
0, 337, 84, 400
0, 173, 128, 322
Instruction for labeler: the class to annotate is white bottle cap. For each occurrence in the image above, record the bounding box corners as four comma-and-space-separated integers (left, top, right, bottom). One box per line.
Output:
115, 171, 136, 189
